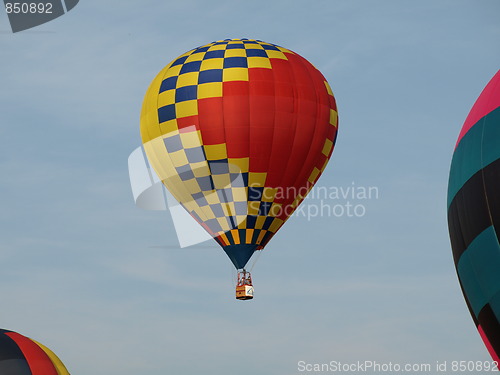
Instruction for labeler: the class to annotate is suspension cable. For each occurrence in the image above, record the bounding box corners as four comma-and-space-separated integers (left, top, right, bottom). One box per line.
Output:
249, 248, 264, 272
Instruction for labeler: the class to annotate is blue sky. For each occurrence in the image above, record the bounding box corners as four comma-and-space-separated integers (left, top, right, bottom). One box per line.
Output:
0, 1, 499, 374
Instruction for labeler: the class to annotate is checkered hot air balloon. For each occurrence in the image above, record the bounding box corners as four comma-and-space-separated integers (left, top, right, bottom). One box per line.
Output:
140, 39, 338, 298
448, 69, 500, 364
0, 329, 70, 375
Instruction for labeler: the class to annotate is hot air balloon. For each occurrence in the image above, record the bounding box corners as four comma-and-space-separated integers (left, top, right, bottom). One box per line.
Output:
448, 69, 500, 363
140, 38, 338, 299
0, 329, 70, 375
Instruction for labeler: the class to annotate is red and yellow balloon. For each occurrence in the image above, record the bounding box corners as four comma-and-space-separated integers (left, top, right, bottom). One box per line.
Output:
141, 39, 338, 270
0, 329, 70, 375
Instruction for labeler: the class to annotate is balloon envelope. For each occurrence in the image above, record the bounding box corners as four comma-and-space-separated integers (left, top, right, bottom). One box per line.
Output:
448, 69, 500, 363
141, 39, 338, 269
0, 329, 70, 375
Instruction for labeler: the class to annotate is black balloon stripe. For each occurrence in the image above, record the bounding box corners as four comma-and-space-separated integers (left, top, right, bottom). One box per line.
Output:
483, 160, 500, 240
478, 303, 500, 358
448, 158, 500, 265
0, 330, 31, 375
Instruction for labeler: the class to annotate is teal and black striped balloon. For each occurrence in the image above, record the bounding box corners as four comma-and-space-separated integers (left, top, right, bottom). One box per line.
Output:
447, 70, 500, 364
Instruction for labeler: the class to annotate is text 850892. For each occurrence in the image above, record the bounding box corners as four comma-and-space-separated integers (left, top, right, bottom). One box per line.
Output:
5, 2, 53, 14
